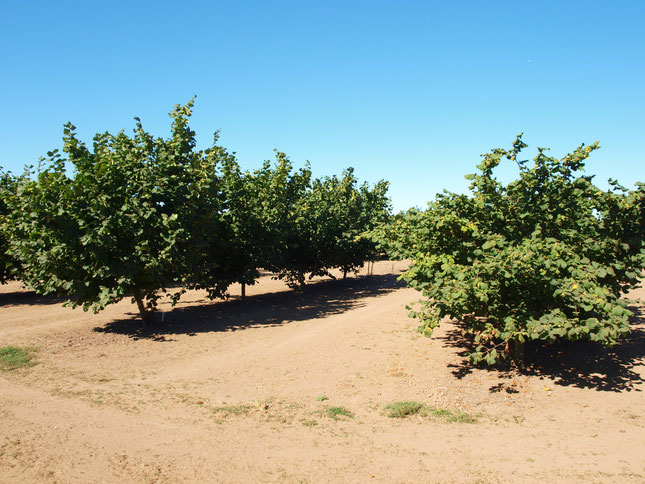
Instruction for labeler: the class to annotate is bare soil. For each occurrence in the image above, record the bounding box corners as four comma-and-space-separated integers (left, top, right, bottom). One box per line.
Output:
1, 261, 644, 483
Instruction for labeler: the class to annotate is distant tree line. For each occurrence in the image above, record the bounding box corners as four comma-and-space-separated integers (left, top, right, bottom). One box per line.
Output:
0, 100, 391, 324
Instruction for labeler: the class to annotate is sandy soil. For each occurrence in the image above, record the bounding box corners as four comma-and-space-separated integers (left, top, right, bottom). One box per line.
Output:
1, 260, 644, 483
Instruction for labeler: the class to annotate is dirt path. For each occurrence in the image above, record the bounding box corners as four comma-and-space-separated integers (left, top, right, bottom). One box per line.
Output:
1, 261, 644, 483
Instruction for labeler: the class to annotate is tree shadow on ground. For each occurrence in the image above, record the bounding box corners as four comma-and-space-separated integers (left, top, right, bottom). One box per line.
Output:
0, 288, 67, 307
441, 305, 645, 392
93, 273, 404, 341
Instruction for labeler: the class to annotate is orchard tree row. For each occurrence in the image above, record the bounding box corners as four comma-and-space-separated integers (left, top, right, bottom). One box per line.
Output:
370, 135, 645, 364
0, 101, 391, 323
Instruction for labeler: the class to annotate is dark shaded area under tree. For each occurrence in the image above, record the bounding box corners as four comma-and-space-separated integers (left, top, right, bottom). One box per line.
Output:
444, 305, 645, 392
94, 273, 404, 341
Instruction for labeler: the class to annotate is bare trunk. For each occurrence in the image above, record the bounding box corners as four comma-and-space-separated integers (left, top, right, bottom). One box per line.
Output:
343, 269, 347, 281
134, 291, 152, 326
241, 282, 246, 299
511, 338, 525, 366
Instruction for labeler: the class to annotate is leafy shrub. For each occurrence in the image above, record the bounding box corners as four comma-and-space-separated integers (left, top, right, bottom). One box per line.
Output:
372, 136, 645, 364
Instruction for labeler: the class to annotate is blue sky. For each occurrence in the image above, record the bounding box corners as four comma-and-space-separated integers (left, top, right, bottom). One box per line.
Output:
1, 0, 643, 211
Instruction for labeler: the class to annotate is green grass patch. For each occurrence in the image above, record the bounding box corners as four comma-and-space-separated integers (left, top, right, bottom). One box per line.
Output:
427, 407, 477, 423
301, 419, 318, 427
315, 395, 329, 401
211, 404, 252, 417
0, 346, 37, 371
385, 401, 426, 418
325, 406, 354, 420
384, 400, 478, 423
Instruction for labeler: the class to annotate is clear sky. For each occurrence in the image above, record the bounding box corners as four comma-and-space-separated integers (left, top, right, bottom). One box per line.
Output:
1, 0, 643, 212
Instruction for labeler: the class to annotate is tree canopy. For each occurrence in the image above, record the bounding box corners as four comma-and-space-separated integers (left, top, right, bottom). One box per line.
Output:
2, 101, 391, 323
371, 136, 645, 364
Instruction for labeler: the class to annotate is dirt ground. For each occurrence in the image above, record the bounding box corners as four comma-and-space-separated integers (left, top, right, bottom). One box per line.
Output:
1, 260, 644, 483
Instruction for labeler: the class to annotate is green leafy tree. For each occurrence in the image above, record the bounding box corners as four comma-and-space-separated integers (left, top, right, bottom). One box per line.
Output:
260, 160, 390, 287
372, 136, 645, 364
258, 152, 315, 288
6, 100, 227, 323
0, 169, 20, 283
347, 175, 391, 274
210, 154, 267, 298
5, 100, 392, 321
304, 168, 390, 280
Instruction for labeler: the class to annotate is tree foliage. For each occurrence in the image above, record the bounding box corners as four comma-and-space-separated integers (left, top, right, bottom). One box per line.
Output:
371, 136, 645, 364
305, 168, 390, 280
6, 100, 228, 323
265, 165, 391, 287
3, 101, 391, 322
0, 170, 20, 283
252, 152, 316, 288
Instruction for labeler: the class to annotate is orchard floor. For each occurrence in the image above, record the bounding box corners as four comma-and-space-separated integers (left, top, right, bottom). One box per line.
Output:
1, 260, 644, 483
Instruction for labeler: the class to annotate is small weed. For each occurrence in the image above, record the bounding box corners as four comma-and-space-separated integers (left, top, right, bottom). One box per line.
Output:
383, 400, 477, 423
0, 346, 37, 370
385, 401, 426, 418
252, 398, 273, 410
301, 419, 318, 427
325, 406, 354, 420
616, 409, 639, 420
428, 407, 477, 423
211, 404, 252, 417
315, 395, 329, 402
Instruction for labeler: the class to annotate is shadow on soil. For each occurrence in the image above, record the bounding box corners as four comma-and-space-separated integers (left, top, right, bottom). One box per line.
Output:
442, 306, 645, 392
94, 274, 404, 341
0, 288, 67, 307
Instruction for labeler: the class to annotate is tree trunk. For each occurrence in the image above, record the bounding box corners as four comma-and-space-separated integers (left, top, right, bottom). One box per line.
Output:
511, 338, 525, 366
343, 269, 347, 281
241, 282, 246, 299
133, 291, 152, 326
